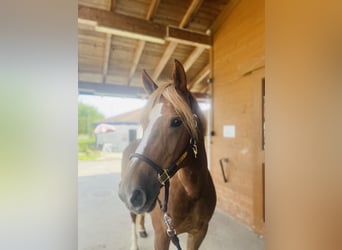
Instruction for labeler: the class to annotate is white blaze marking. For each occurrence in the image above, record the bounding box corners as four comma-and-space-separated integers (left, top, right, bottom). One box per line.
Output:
136, 103, 164, 154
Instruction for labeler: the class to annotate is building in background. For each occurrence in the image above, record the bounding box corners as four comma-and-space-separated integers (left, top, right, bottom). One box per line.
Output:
94, 109, 143, 152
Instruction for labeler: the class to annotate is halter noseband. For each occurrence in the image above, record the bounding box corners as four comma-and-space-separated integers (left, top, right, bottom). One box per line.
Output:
129, 139, 196, 186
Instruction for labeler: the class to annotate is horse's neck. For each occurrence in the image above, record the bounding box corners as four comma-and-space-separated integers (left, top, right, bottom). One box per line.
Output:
176, 139, 207, 198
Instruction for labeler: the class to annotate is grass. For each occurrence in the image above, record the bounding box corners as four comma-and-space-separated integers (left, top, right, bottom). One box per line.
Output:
78, 135, 100, 160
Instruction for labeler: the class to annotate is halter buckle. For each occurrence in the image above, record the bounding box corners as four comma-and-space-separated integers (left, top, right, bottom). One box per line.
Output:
158, 170, 170, 185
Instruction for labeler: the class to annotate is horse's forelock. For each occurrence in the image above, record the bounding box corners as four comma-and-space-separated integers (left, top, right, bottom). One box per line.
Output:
141, 83, 206, 141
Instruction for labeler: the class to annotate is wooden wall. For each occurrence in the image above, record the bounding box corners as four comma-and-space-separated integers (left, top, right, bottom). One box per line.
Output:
211, 0, 265, 233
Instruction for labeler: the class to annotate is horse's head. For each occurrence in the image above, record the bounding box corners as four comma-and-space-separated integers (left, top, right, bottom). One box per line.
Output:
118, 60, 205, 214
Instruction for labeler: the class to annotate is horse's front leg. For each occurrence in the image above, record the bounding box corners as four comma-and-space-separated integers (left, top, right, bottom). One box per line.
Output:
129, 212, 139, 250
136, 214, 148, 238
154, 231, 171, 250
186, 224, 208, 250
150, 206, 171, 249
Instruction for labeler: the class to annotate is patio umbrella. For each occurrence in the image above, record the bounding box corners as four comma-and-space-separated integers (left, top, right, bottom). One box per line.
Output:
94, 124, 116, 134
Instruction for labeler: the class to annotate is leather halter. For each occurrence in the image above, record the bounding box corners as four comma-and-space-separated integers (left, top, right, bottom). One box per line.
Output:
129, 140, 195, 187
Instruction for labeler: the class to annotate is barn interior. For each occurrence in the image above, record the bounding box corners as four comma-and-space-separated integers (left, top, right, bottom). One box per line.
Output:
78, 0, 266, 235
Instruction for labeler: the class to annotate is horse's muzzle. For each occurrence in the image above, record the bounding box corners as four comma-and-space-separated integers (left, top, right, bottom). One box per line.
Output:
119, 185, 153, 214
129, 188, 147, 210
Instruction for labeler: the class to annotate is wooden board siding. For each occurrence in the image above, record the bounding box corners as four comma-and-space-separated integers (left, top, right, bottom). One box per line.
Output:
211, 0, 265, 234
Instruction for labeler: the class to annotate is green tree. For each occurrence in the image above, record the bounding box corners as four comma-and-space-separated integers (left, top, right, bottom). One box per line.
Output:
78, 102, 104, 136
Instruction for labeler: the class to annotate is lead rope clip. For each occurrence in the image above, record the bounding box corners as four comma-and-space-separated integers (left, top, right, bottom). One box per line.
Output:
164, 213, 176, 237
192, 141, 198, 158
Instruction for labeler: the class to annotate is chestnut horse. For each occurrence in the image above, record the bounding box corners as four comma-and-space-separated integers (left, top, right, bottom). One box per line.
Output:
119, 60, 216, 250
121, 139, 148, 250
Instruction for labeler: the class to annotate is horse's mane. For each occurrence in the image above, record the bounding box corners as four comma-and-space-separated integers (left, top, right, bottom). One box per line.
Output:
141, 82, 207, 141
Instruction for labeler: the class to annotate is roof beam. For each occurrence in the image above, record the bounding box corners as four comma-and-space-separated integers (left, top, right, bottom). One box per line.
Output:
78, 5, 165, 44
79, 81, 146, 98
78, 5, 211, 48
210, 0, 240, 34
146, 0, 160, 20
127, 0, 161, 85
78, 80, 208, 100
110, 0, 116, 11
152, 41, 178, 80
183, 46, 205, 72
179, 0, 203, 28
127, 41, 146, 85
152, 0, 205, 81
189, 64, 210, 90
198, 84, 209, 93
102, 33, 112, 83
166, 26, 211, 49
102, 0, 116, 83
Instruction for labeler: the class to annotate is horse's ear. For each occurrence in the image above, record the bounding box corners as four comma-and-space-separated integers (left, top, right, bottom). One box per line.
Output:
142, 70, 158, 94
172, 59, 188, 93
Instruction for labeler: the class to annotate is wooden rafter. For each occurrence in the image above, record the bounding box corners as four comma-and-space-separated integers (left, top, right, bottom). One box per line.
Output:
152, 0, 204, 81
78, 5, 210, 47
78, 5, 165, 44
199, 84, 210, 93
110, 0, 116, 11
146, 0, 160, 20
179, 0, 203, 28
102, 33, 112, 83
166, 26, 211, 49
101, 0, 116, 83
210, 0, 240, 34
189, 64, 210, 90
79, 81, 146, 98
183, 47, 205, 72
127, 0, 161, 85
127, 41, 146, 85
79, 81, 208, 100
152, 41, 178, 80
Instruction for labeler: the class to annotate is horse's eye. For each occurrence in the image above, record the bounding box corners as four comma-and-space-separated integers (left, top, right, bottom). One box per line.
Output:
170, 117, 182, 128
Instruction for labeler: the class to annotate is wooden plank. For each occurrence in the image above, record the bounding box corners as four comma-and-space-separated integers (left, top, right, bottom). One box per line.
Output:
78, 80, 208, 99
102, 33, 112, 83
189, 64, 210, 90
127, 0, 161, 85
179, 0, 203, 28
152, 0, 205, 81
110, 0, 116, 11
152, 41, 178, 80
166, 26, 212, 49
78, 5, 165, 44
198, 84, 210, 93
127, 41, 146, 85
183, 46, 205, 72
146, 0, 160, 20
210, 0, 241, 34
79, 81, 146, 98
78, 4, 212, 48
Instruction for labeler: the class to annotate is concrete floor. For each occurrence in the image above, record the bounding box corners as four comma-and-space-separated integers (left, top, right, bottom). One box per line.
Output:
78, 154, 264, 250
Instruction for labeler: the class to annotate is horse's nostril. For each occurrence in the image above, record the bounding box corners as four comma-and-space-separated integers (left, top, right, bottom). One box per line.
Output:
130, 189, 146, 209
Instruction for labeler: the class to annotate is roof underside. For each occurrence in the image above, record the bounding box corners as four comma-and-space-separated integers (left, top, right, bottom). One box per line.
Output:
78, 0, 238, 99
